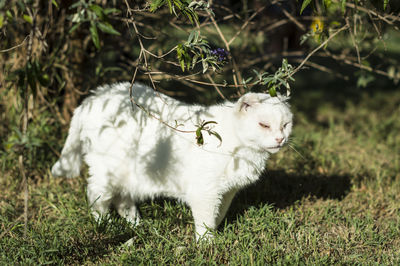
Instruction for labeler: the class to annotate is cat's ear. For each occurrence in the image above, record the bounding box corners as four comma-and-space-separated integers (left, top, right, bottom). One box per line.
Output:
235, 93, 265, 113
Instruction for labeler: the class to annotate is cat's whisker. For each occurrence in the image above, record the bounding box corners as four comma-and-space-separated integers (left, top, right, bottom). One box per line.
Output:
287, 143, 305, 160
287, 137, 299, 147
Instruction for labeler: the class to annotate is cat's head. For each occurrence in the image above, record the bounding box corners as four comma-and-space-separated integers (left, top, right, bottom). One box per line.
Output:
233, 92, 293, 154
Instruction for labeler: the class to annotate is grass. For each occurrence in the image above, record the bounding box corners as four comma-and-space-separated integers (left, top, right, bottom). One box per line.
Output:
1, 84, 400, 264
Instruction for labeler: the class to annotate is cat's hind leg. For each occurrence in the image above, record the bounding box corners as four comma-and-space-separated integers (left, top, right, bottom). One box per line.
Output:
114, 195, 141, 226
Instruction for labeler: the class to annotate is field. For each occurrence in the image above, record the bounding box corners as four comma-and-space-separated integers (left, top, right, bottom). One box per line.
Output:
1, 75, 399, 264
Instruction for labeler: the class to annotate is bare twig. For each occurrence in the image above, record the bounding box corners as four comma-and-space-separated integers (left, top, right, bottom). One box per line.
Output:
0, 36, 30, 53
346, 17, 361, 66
292, 59, 349, 80
279, 5, 306, 31
227, 5, 268, 46
242, 51, 305, 68
289, 24, 349, 78
207, 10, 243, 92
205, 73, 227, 100
18, 0, 40, 239
343, 1, 400, 27
123, 2, 200, 134
322, 50, 393, 78
18, 156, 29, 238
264, 19, 291, 32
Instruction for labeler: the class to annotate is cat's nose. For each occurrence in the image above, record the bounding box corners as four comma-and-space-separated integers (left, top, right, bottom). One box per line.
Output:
275, 137, 284, 144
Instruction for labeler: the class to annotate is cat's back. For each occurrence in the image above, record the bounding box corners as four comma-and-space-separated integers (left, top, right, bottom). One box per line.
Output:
83, 82, 174, 108
77, 82, 182, 121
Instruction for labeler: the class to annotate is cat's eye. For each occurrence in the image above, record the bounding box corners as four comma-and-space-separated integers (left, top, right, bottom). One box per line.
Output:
280, 122, 290, 131
259, 122, 270, 129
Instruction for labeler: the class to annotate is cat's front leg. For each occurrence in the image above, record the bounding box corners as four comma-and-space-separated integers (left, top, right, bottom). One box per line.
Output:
215, 189, 238, 227
187, 194, 221, 241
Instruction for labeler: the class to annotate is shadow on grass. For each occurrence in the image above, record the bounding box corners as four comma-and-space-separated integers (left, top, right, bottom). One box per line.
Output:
62, 233, 131, 264
227, 170, 351, 221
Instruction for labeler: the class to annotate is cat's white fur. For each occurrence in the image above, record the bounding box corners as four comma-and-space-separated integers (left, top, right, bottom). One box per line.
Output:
51, 82, 293, 240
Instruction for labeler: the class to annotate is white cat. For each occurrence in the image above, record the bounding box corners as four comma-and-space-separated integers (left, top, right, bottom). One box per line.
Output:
51, 82, 293, 240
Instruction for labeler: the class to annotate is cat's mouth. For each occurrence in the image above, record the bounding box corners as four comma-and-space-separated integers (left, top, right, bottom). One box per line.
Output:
267, 144, 284, 149
267, 146, 281, 150
264, 144, 284, 153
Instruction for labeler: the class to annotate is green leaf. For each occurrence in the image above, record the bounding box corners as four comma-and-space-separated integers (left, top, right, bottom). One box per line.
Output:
192, 54, 199, 67
383, 0, 389, 10
356, 72, 375, 88
323, 0, 331, 9
341, 0, 346, 13
196, 127, 202, 138
89, 4, 104, 18
6, 10, 12, 20
90, 22, 100, 49
244, 77, 253, 83
179, 59, 185, 72
202, 121, 217, 127
69, 1, 83, 9
186, 53, 191, 70
52, 0, 59, 8
38, 73, 50, 86
97, 21, 120, 35
23, 14, 33, 24
209, 131, 222, 145
193, 30, 199, 43
196, 135, 204, 146
269, 87, 277, 97
177, 45, 186, 71
202, 59, 207, 73
150, 0, 164, 12
167, 0, 173, 13
0, 14, 4, 28
196, 127, 204, 146
103, 8, 121, 15
69, 23, 81, 34
300, 0, 312, 15
188, 30, 195, 44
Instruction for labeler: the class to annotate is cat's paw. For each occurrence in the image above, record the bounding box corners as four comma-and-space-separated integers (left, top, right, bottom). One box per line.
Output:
195, 230, 214, 242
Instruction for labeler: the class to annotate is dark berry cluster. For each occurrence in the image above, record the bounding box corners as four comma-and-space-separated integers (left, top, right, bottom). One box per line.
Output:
210, 48, 229, 62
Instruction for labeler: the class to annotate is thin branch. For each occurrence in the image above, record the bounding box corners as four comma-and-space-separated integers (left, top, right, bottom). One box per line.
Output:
0, 36, 30, 53
207, 10, 242, 91
322, 50, 393, 78
227, 5, 267, 46
279, 4, 306, 31
293, 59, 349, 80
346, 17, 361, 66
206, 73, 227, 100
289, 24, 349, 79
19, 0, 40, 239
18, 156, 29, 239
343, 1, 400, 26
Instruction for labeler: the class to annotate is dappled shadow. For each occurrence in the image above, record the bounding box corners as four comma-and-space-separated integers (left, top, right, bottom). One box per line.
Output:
64, 82, 212, 187
225, 170, 351, 222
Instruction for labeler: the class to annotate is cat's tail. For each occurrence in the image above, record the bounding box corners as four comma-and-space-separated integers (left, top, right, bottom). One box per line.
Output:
51, 107, 83, 178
